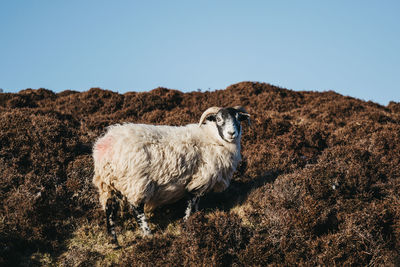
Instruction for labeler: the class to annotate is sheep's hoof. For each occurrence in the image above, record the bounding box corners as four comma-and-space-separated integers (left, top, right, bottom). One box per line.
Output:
110, 238, 121, 249
112, 243, 122, 250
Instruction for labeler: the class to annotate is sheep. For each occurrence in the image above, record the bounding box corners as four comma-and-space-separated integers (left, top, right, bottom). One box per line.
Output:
92, 106, 250, 245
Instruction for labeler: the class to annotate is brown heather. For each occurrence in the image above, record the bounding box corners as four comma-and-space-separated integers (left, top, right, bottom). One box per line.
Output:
0, 82, 399, 266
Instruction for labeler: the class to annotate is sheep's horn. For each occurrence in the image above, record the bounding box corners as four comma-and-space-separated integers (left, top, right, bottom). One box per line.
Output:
233, 106, 248, 114
198, 107, 222, 126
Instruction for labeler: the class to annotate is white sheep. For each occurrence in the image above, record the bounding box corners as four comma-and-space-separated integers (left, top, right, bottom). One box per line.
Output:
92, 106, 250, 245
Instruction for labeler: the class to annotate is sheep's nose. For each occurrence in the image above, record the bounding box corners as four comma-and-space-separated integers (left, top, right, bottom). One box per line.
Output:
228, 131, 236, 137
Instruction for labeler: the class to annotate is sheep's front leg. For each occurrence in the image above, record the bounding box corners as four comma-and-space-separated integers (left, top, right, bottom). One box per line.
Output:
105, 196, 120, 247
131, 203, 152, 236
184, 194, 200, 221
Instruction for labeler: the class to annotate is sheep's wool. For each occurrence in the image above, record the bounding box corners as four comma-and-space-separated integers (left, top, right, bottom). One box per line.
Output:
93, 122, 241, 210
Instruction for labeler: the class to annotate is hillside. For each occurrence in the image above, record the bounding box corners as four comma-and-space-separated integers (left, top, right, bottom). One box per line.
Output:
1, 82, 399, 266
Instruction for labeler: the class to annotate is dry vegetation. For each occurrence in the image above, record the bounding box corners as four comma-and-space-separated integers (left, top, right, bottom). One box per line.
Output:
0, 82, 399, 266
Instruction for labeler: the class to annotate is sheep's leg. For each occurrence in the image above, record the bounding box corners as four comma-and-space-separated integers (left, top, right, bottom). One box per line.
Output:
184, 194, 200, 221
131, 203, 152, 236
105, 196, 120, 247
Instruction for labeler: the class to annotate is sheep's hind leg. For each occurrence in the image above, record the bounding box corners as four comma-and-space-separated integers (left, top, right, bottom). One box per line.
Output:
131, 203, 152, 236
184, 194, 200, 221
105, 195, 120, 248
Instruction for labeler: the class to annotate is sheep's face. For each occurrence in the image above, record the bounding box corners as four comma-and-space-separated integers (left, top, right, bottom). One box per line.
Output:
208, 108, 250, 143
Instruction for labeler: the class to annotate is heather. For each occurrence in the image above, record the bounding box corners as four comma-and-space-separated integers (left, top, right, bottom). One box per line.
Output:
1, 82, 399, 265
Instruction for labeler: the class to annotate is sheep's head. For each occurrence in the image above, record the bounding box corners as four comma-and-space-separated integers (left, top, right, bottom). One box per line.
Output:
199, 106, 250, 143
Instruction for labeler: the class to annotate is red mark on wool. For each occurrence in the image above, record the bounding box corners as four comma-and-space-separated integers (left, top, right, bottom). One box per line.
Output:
94, 136, 114, 161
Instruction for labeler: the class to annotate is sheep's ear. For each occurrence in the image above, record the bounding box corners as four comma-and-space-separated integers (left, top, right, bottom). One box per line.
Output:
233, 106, 251, 126
238, 112, 251, 126
198, 106, 222, 126
206, 115, 216, 122
238, 113, 250, 122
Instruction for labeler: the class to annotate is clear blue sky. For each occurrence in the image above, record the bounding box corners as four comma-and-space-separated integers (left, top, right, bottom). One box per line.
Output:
1, 1, 399, 105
